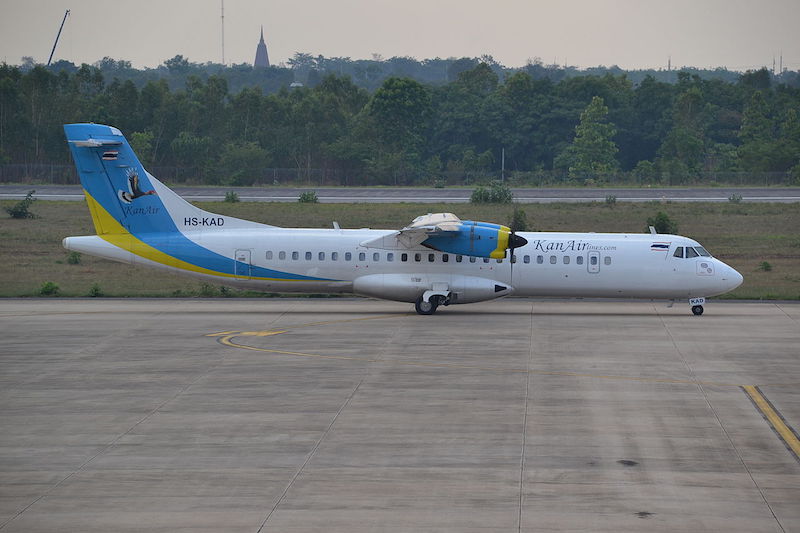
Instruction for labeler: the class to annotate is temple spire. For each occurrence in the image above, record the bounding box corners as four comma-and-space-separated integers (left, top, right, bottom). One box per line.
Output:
254, 26, 270, 68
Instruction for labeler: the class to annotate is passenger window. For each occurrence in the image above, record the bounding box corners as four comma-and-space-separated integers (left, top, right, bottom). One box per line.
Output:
576, 256, 583, 265
373, 252, 380, 261
604, 256, 611, 265
550, 255, 557, 264
483, 258, 490, 263
456, 255, 463, 263
469, 257, 477, 263
266, 251, 273, 260
319, 252, 325, 261
292, 251, 299, 260
590, 255, 598, 266
673, 247, 684, 258
387, 253, 394, 262
305, 252, 312, 260
401, 253, 408, 262
685, 247, 699, 258
415, 253, 421, 262
331, 252, 338, 261
428, 253, 435, 262
279, 251, 286, 260
537, 255, 544, 264
563, 256, 570, 264
359, 252, 366, 261
523, 255, 530, 264
496, 258, 503, 264
345, 252, 352, 261
442, 254, 449, 263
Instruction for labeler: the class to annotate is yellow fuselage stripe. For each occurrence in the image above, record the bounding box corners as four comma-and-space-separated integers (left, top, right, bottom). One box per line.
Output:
83, 191, 314, 282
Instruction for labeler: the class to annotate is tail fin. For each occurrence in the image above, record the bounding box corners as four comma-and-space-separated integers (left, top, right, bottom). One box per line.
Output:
64, 123, 268, 236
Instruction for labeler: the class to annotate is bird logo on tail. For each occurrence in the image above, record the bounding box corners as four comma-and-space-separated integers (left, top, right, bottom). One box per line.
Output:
118, 168, 156, 204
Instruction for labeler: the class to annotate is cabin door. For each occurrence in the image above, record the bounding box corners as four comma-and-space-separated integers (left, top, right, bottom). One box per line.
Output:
234, 249, 251, 279
587, 251, 601, 274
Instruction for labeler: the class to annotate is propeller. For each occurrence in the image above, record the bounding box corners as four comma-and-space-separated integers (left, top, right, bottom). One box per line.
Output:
507, 212, 528, 280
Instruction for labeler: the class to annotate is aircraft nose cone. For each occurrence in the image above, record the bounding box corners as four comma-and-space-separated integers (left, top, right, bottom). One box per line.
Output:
729, 267, 744, 290
721, 265, 744, 292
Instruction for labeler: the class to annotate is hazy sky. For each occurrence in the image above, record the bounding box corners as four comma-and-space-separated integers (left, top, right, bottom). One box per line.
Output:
1, 0, 798, 71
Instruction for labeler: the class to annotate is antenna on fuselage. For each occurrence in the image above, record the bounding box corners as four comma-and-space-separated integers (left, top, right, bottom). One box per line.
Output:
649, 226, 657, 235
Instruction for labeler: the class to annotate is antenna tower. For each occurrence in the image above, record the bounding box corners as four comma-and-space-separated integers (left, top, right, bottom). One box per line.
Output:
47, 9, 70, 66
221, 0, 225, 65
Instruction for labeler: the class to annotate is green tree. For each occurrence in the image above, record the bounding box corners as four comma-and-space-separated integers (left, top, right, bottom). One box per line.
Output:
657, 87, 710, 180
555, 96, 619, 182
369, 77, 430, 152
129, 131, 154, 166
216, 141, 270, 186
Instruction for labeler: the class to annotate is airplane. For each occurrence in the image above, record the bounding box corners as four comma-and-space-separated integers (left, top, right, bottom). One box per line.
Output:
63, 123, 743, 316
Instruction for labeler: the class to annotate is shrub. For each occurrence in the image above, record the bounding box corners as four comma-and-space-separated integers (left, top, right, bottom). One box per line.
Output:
605, 194, 617, 207
39, 281, 60, 296
728, 193, 743, 203
509, 207, 529, 232
470, 181, 513, 204
87, 283, 104, 297
224, 191, 240, 203
198, 283, 217, 297
298, 190, 319, 203
757, 261, 773, 272
67, 251, 82, 265
645, 211, 678, 234
6, 190, 37, 219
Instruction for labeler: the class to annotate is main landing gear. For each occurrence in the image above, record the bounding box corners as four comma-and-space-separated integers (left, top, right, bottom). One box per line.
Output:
414, 294, 449, 315
691, 305, 704, 316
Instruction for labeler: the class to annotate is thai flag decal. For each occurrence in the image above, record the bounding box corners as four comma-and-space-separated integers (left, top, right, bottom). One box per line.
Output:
651, 242, 670, 251
102, 150, 119, 160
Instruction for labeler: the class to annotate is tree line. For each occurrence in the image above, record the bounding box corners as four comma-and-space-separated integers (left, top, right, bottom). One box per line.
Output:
1, 58, 799, 186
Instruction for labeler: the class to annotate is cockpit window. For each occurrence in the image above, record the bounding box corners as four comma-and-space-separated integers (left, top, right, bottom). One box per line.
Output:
685, 247, 699, 258
673, 247, 684, 258
695, 246, 711, 257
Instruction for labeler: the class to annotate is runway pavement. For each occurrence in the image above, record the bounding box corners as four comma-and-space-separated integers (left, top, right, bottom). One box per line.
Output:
0, 298, 799, 532
2, 185, 800, 203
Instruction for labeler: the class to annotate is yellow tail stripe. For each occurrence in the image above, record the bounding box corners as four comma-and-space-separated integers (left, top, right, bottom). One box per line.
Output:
83, 191, 309, 282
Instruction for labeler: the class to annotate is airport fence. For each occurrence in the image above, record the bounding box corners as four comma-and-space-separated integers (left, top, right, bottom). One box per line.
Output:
0, 164, 795, 188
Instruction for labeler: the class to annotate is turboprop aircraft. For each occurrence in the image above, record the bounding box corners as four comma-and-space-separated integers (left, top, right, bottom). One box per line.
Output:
63, 124, 743, 315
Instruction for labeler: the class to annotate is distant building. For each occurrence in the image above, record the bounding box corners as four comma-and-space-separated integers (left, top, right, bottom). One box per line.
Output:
254, 26, 270, 68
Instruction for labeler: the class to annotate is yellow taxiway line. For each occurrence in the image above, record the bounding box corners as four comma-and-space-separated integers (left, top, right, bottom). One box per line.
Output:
743, 385, 800, 461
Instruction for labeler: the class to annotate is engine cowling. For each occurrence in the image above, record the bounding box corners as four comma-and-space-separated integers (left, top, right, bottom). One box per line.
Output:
422, 220, 527, 259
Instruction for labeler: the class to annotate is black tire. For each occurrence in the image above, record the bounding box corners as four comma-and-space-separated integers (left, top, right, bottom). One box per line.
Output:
415, 295, 439, 315
691, 305, 704, 316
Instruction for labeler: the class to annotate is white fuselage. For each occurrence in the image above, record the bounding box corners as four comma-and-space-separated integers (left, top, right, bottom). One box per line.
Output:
66, 227, 743, 303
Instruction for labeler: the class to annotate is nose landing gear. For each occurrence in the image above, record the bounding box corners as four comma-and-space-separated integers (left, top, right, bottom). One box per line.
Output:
689, 297, 706, 316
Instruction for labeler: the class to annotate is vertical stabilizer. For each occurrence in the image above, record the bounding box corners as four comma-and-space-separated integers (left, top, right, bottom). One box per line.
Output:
64, 123, 270, 237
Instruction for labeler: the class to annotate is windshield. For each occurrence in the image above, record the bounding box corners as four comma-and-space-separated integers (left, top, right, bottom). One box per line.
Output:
695, 246, 711, 257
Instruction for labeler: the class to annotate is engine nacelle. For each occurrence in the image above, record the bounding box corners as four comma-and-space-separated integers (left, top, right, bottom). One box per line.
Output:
353, 273, 513, 304
422, 221, 513, 259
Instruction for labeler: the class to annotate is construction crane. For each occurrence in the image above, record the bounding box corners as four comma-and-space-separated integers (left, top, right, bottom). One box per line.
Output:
47, 9, 70, 67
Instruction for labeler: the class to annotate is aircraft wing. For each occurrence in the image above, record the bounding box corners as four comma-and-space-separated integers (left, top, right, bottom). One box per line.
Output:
360, 213, 461, 250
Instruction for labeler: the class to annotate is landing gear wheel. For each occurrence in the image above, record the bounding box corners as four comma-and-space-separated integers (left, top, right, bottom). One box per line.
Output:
691, 305, 704, 316
415, 295, 439, 315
